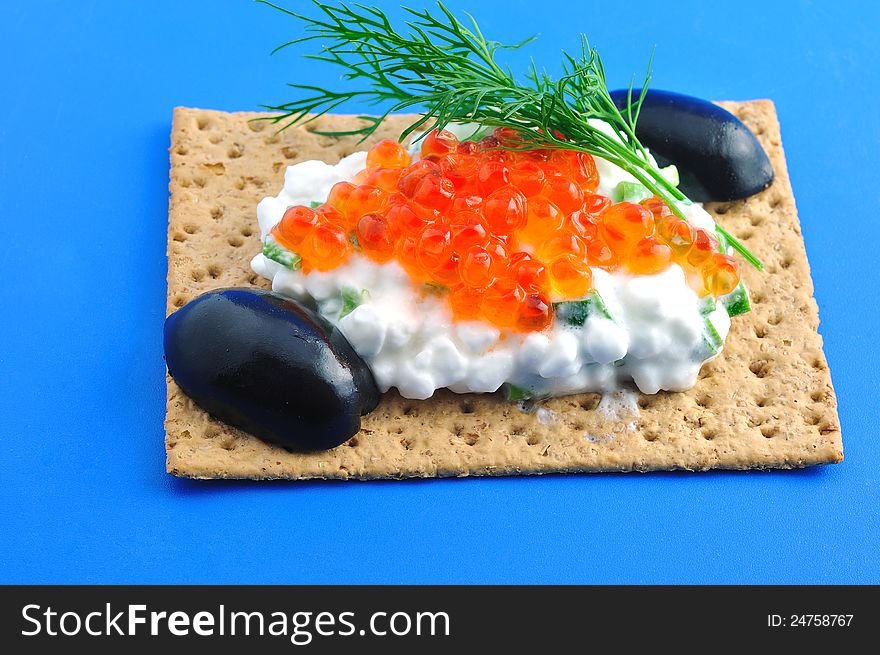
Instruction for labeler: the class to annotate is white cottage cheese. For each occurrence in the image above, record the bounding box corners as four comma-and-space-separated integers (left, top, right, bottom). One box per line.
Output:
251, 139, 731, 399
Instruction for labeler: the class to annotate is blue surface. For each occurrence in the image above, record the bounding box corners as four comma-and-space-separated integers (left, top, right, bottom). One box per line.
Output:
1, 0, 877, 584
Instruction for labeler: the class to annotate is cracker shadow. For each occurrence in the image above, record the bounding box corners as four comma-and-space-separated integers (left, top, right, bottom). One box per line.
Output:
164, 472, 443, 496
162, 459, 835, 497
100, 116, 179, 486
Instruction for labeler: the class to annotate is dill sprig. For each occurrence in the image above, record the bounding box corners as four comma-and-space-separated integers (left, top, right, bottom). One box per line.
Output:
258, 0, 761, 269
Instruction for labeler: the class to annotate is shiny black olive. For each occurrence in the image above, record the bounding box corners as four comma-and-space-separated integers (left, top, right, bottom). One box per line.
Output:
164, 288, 379, 451
609, 89, 774, 201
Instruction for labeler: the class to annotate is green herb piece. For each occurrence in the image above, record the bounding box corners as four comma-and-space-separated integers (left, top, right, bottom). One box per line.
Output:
702, 318, 723, 356
660, 164, 679, 187
715, 227, 731, 253
720, 281, 751, 317
553, 292, 613, 327
699, 296, 717, 317
716, 225, 761, 270
423, 282, 449, 295
340, 287, 366, 318
309, 200, 322, 209
505, 383, 550, 402
349, 231, 361, 251
506, 384, 532, 402
263, 238, 302, 269
612, 181, 652, 204
258, 0, 761, 269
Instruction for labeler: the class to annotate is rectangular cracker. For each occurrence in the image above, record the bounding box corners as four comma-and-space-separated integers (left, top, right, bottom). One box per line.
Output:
165, 101, 843, 479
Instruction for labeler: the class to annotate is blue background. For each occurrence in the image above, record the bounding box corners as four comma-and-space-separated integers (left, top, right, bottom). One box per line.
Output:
1, 0, 877, 584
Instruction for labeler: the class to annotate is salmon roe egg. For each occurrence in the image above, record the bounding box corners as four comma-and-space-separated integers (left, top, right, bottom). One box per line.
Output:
569, 210, 598, 240
542, 177, 584, 214
600, 202, 654, 254
387, 192, 407, 207
509, 252, 549, 292
326, 181, 355, 214
364, 167, 404, 193
438, 152, 479, 190
563, 151, 599, 191
627, 237, 673, 275
583, 193, 611, 217
509, 160, 546, 197
458, 244, 498, 288
482, 186, 527, 234
345, 185, 386, 225
484, 236, 510, 263
492, 127, 525, 147
640, 195, 674, 220
449, 211, 489, 251
385, 202, 426, 236
356, 213, 397, 263
477, 160, 510, 195
523, 148, 551, 163
420, 129, 459, 159
517, 292, 552, 331
656, 216, 695, 258
449, 283, 484, 319
317, 204, 346, 227
451, 194, 483, 213
396, 235, 425, 281
687, 228, 718, 266
416, 224, 453, 271
478, 134, 501, 151
352, 169, 369, 185
410, 175, 455, 218
366, 139, 411, 170
521, 196, 564, 244
397, 159, 440, 197
481, 278, 526, 327
272, 205, 318, 249
548, 254, 593, 299
586, 239, 617, 268
429, 252, 462, 286
300, 222, 350, 271
537, 231, 587, 262
703, 253, 740, 296
457, 140, 480, 156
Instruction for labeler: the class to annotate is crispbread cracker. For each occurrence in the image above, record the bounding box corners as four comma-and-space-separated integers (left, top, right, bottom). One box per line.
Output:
165, 102, 842, 479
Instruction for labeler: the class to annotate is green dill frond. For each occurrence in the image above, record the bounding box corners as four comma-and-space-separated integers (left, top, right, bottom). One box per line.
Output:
258, 0, 761, 269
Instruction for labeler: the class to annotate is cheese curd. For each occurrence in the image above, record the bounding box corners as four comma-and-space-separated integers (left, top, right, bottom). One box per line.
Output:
251, 146, 730, 399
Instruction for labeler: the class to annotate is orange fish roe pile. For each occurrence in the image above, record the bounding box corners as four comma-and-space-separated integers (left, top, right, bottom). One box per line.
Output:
271, 128, 740, 331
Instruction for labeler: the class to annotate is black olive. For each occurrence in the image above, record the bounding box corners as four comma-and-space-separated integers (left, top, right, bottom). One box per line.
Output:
164, 288, 380, 451
609, 89, 774, 202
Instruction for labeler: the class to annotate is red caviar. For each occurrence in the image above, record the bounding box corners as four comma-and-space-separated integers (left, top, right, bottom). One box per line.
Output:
600, 202, 654, 254
627, 237, 674, 275
521, 196, 564, 245
459, 244, 498, 288
356, 213, 397, 263
509, 252, 549, 293
366, 139, 411, 171
482, 278, 526, 328
703, 253, 740, 296
272, 206, 319, 249
299, 222, 350, 271
270, 129, 741, 330
548, 254, 593, 298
